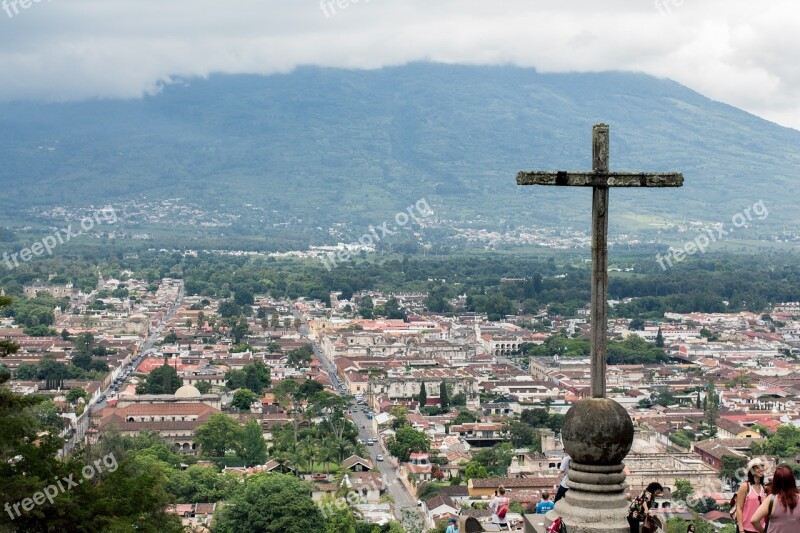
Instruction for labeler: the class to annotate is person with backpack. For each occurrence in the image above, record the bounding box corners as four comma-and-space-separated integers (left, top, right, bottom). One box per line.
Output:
489, 485, 511, 530
627, 482, 663, 533
749, 465, 799, 532
737, 458, 768, 533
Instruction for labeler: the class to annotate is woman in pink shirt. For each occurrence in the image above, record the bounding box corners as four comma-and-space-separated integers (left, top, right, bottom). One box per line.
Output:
750, 466, 799, 533
736, 458, 768, 533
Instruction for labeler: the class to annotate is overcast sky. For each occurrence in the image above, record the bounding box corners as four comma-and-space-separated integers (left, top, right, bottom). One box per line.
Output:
2, 0, 799, 130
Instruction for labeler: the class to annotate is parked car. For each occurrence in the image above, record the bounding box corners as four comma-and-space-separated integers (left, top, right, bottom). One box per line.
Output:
376, 454, 384, 461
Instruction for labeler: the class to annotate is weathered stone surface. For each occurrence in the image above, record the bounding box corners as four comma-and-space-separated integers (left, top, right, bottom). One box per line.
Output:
562, 398, 634, 465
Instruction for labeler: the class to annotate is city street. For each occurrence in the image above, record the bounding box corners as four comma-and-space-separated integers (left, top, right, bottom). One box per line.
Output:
307, 330, 425, 525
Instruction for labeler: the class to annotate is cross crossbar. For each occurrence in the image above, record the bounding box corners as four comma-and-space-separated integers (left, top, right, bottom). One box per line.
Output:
516, 171, 683, 188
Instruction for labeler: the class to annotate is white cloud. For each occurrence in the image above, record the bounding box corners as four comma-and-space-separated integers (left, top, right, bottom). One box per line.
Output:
0, 0, 798, 129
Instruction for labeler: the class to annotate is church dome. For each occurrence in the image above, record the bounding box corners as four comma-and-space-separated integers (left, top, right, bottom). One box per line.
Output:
174, 384, 202, 398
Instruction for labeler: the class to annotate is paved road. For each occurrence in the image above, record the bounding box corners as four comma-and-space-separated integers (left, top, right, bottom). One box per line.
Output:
306, 326, 424, 524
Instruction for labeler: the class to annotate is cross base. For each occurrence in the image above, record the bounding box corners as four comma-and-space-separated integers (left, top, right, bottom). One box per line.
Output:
548, 462, 631, 533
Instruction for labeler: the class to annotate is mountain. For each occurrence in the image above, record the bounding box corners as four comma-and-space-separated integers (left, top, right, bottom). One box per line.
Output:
1, 63, 798, 239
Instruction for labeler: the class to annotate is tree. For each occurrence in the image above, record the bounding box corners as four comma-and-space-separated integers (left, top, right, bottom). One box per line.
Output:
655, 327, 664, 348
416, 482, 442, 501
195, 413, 242, 457
720, 455, 747, 482
464, 461, 489, 480
390, 406, 409, 429
24, 325, 56, 336
232, 317, 250, 344
386, 426, 429, 462
237, 419, 268, 467
162, 332, 178, 344
450, 392, 466, 406
73, 332, 95, 355
547, 413, 565, 433
451, 410, 480, 426
244, 361, 271, 392
509, 421, 537, 448
704, 381, 720, 429
286, 345, 314, 368
376, 297, 405, 320
439, 381, 449, 412
212, 473, 323, 533
234, 289, 255, 307
166, 464, 241, 504
218, 300, 242, 318
418, 381, 427, 407
71, 351, 93, 371
325, 502, 356, 533
629, 318, 645, 330
231, 388, 258, 411
521, 408, 550, 428
195, 381, 212, 394
60, 328, 70, 341
750, 425, 800, 458
359, 296, 374, 319
136, 361, 183, 395
225, 368, 247, 390
14, 363, 37, 380
687, 495, 717, 514
66, 387, 88, 404
673, 478, 694, 502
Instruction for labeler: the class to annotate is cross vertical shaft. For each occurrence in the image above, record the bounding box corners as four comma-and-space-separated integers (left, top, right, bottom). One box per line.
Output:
515, 124, 683, 532
590, 124, 609, 398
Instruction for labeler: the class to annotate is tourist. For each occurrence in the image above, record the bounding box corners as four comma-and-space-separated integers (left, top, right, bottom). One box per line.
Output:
626, 482, 663, 533
749, 466, 799, 532
536, 491, 555, 514
489, 485, 511, 531
445, 517, 459, 533
553, 454, 571, 503
737, 458, 768, 533
686, 524, 696, 532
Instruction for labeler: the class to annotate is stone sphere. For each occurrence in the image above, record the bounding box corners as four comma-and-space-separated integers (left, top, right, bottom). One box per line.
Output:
562, 398, 634, 465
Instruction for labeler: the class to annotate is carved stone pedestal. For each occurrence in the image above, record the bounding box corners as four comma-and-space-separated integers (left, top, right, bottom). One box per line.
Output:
548, 397, 634, 533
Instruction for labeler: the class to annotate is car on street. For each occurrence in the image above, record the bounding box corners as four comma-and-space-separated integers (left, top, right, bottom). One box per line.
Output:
376, 454, 384, 461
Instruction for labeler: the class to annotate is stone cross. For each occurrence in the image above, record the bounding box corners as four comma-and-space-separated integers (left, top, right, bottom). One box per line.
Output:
517, 124, 683, 398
